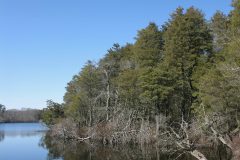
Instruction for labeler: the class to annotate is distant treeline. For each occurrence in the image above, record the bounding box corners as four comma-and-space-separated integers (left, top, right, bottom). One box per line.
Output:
0, 105, 42, 123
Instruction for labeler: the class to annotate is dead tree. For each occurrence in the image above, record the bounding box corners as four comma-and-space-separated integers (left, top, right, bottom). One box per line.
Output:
168, 117, 208, 160
201, 104, 240, 160
103, 69, 110, 121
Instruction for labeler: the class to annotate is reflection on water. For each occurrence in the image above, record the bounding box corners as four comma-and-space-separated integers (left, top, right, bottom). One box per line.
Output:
0, 123, 48, 141
0, 130, 46, 138
0, 131, 4, 142
41, 135, 170, 160
41, 133, 231, 160
0, 123, 231, 160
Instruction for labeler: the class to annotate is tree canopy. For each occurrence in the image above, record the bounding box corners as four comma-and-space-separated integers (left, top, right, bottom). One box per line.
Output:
41, 3, 240, 157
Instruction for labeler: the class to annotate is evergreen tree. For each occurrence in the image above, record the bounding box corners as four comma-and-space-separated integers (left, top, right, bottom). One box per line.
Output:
98, 44, 123, 120
210, 11, 230, 52
198, 1, 240, 129
134, 23, 163, 68
231, 0, 240, 33
64, 61, 102, 127
151, 7, 212, 120
133, 23, 164, 116
42, 100, 64, 126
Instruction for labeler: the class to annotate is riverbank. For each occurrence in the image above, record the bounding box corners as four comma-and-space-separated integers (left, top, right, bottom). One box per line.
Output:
46, 117, 240, 160
45, 122, 232, 160
0, 120, 42, 123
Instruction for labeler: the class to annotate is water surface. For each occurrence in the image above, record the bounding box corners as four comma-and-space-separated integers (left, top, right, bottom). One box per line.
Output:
0, 123, 48, 160
0, 123, 231, 160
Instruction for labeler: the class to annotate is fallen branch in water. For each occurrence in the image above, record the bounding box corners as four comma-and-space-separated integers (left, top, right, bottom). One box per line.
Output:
76, 136, 92, 141
168, 117, 208, 160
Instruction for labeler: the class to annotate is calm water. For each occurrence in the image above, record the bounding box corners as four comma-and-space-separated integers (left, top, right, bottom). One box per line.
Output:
0, 123, 231, 160
0, 123, 49, 160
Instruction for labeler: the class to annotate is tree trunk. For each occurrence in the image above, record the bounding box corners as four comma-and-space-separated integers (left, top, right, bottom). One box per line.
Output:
89, 105, 93, 127
104, 69, 110, 121
155, 115, 160, 137
106, 82, 110, 121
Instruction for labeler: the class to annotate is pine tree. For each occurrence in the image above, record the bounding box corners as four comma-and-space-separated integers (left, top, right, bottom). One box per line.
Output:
64, 61, 102, 127
198, 0, 240, 129
231, 0, 240, 33
134, 23, 163, 68
133, 23, 164, 116
150, 7, 212, 120
210, 11, 230, 52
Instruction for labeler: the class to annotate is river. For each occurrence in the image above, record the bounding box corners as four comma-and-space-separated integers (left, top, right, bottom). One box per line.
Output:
0, 123, 231, 160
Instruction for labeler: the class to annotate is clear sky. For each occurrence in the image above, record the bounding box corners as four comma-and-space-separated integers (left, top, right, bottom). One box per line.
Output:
0, 0, 232, 109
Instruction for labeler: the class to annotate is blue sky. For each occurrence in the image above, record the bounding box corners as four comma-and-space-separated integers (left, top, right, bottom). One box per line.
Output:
0, 0, 232, 109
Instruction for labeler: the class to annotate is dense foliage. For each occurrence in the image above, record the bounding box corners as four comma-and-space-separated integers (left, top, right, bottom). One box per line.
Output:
48, 3, 240, 127
42, 1, 240, 159
41, 100, 64, 125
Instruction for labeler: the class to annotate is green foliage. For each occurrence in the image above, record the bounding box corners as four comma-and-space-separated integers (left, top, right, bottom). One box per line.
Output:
117, 69, 140, 109
132, 23, 164, 116
0, 104, 6, 114
147, 7, 213, 120
231, 0, 240, 33
134, 23, 163, 67
46, 2, 240, 133
42, 100, 64, 126
99, 43, 122, 77
197, 19, 240, 129
64, 61, 103, 126
210, 11, 230, 51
